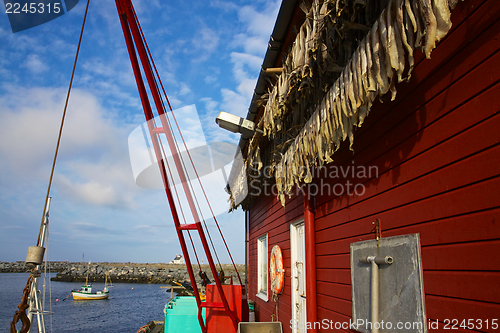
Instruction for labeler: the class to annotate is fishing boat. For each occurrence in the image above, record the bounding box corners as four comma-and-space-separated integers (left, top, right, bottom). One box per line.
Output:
71, 263, 110, 300
71, 284, 109, 300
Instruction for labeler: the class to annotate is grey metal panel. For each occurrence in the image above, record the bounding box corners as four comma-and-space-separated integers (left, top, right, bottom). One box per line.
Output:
350, 234, 427, 333
238, 322, 283, 333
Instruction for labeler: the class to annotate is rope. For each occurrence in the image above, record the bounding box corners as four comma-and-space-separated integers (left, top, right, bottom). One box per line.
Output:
131, 7, 224, 271
37, 0, 91, 246
159, 135, 188, 225
136, 324, 151, 333
131, 5, 242, 283
11, 2, 90, 333
159, 134, 205, 273
46, 222, 53, 333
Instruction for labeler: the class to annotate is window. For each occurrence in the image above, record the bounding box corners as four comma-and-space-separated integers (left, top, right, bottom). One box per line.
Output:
257, 233, 268, 301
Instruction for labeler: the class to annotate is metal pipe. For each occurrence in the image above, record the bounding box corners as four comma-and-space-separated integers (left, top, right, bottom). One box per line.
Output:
27, 197, 51, 333
358, 256, 393, 333
263, 67, 283, 74
371, 260, 379, 333
359, 256, 393, 265
304, 190, 317, 333
245, 210, 249, 297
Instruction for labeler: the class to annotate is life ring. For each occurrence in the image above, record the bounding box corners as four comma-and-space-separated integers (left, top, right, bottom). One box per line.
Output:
270, 245, 284, 296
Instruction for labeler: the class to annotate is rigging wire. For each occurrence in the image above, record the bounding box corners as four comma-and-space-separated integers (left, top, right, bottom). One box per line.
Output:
158, 135, 205, 272
160, 142, 188, 225
11, 2, 90, 333
135, 34, 207, 275
48, 223, 53, 333
157, 129, 206, 277
158, 75, 223, 270
143, 41, 220, 270
130, 5, 242, 284
37, 0, 91, 246
154, 64, 223, 270
131, 7, 224, 271
43, 221, 53, 333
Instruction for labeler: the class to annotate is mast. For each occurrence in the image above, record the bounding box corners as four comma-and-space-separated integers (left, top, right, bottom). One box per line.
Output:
10, 2, 91, 332
26, 197, 52, 333
85, 261, 90, 287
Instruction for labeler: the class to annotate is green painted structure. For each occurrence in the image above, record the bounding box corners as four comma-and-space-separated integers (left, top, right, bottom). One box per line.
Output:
164, 297, 205, 333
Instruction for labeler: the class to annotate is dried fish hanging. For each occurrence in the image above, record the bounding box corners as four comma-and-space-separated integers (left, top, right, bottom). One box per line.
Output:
261, 0, 381, 140
227, 0, 456, 210
273, 0, 455, 206
228, 0, 383, 209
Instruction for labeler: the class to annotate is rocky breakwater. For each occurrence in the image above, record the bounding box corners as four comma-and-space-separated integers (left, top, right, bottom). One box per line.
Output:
0, 261, 69, 273
50, 262, 246, 285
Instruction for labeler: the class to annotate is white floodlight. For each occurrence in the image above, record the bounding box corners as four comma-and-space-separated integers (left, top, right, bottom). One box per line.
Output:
215, 112, 262, 138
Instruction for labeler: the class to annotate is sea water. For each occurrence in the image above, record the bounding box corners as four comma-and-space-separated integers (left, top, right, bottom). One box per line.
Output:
0, 273, 173, 333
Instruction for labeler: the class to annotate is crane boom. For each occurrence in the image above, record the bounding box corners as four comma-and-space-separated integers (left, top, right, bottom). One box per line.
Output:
114, 1, 240, 332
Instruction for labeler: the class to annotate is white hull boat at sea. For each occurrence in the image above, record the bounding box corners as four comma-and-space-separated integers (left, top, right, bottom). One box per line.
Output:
71, 285, 109, 300
71, 262, 111, 300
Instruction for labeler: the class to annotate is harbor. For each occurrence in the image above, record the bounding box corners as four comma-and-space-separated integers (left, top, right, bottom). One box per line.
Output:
0, 272, 171, 333
0, 262, 244, 285
2, 0, 500, 332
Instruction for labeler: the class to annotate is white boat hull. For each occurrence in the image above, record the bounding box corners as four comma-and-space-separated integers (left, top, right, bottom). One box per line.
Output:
72, 290, 109, 300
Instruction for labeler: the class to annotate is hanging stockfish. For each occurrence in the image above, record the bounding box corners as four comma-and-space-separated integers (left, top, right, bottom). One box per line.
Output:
228, 0, 460, 210
272, 0, 459, 206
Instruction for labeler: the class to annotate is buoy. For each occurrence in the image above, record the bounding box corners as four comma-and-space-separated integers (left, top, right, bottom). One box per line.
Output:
56, 299, 59, 302
270, 245, 285, 296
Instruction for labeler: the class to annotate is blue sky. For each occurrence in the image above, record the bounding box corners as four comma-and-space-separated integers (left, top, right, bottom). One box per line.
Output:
0, 0, 280, 264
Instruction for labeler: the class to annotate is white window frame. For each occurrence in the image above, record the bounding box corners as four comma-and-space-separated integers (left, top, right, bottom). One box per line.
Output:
256, 233, 269, 302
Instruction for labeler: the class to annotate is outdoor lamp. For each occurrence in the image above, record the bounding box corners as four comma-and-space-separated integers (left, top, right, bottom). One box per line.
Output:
215, 112, 263, 138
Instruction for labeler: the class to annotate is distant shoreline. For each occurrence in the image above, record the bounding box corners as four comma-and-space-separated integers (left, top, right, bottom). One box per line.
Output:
0, 261, 245, 285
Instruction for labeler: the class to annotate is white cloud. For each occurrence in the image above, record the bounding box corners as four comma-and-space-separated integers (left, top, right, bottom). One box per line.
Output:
57, 175, 133, 209
205, 75, 217, 84
179, 82, 192, 96
200, 97, 219, 113
230, 52, 263, 95
191, 27, 220, 62
216, 0, 280, 127
232, 1, 281, 57
209, 0, 239, 12
23, 54, 49, 73
233, 33, 269, 55
221, 88, 249, 118
238, 4, 278, 37
0, 86, 139, 209
217, 52, 262, 120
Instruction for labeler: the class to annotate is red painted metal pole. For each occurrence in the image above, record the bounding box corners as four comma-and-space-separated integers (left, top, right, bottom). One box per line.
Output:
304, 189, 317, 333
115, 1, 238, 331
119, 6, 238, 330
121, 2, 201, 225
114, 7, 206, 330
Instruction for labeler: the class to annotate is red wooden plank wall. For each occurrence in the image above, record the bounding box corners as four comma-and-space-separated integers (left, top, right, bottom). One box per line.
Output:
247, 0, 500, 332
248, 190, 304, 327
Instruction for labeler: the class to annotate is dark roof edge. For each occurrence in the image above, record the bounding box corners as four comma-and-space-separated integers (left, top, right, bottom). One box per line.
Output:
237, 0, 298, 151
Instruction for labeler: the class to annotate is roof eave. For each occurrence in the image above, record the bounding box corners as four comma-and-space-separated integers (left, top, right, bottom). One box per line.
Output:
237, 0, 299, 152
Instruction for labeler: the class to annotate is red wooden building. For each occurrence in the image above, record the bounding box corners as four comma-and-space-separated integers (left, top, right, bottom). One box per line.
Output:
226, 0, 500, 332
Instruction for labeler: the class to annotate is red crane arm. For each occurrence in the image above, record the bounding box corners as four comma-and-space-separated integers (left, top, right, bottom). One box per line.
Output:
114, 1, 239, 332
